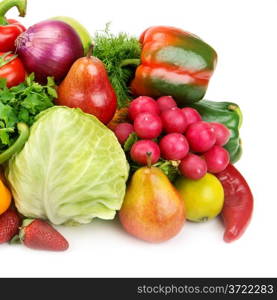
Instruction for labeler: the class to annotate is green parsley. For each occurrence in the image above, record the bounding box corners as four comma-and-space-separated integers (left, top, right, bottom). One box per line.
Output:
0, 73, 56, 151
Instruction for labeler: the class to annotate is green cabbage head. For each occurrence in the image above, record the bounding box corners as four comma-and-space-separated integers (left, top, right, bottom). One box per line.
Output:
6, 106, 129, 225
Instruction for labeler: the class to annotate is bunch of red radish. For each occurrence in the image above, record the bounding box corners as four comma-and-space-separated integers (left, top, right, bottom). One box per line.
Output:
114, 96, 231, 180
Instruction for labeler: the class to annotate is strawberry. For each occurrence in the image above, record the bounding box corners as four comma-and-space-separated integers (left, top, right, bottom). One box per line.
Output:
0, 209, 21, 244
19, 219, 69, 251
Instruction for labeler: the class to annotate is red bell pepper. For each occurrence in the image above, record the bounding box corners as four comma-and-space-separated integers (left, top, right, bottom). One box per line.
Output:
0, 0, 27, 52
128, 26, 217, 106
0, 51, 26, 87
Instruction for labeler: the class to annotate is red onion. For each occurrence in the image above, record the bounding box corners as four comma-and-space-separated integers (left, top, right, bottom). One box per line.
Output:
16, 20, 83, 83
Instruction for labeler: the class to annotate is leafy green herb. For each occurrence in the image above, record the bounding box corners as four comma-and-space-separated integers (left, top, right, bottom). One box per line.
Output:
0, 74, 56, 151
123, 132, 138, 151
127, 156, 180, 182
93, 24, 141, 108
153, 159, 180, 182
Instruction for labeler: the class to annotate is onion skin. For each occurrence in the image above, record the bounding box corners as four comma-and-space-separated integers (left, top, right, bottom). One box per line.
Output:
15, 20, 83, 83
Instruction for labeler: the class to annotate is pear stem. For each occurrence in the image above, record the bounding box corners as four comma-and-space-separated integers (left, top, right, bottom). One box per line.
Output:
86, 44, 94, 58
146, 152, 152, 168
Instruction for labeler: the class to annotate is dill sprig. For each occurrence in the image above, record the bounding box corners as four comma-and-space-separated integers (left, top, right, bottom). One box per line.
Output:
93, 24, 141, 108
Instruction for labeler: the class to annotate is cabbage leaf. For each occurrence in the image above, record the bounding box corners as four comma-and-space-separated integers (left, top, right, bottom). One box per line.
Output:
6, 106, 129, 225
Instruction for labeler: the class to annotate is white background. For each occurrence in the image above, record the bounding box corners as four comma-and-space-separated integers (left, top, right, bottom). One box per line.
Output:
1, 0, 277, 277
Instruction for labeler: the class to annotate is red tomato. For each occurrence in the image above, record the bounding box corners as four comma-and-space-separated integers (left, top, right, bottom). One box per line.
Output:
0, 52, 26, 87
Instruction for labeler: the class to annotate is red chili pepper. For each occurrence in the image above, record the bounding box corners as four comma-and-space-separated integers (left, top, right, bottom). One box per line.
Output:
0, 0, 27, 52
216, 164, 254, 243
0, 51, 26, 87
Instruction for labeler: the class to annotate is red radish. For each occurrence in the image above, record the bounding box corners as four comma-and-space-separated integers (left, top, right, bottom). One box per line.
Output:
181, 107, 202, 126
159, 133, 189, 160
0, 209, 21, 244
204, 145, 230, 173
179, 153, 207, 180
161, 108, 187, 133
114, 123, 134, 144
186, 121, 216, 153
128, 96, 160, 120
19, 219, 69, 251
134, 113, 162, 139
156, 96, 177, 112
130, 140, 160, 165
210, 122, 231, 146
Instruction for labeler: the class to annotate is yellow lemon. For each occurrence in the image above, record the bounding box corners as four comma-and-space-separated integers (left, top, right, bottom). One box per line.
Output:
175, 173, 224, 222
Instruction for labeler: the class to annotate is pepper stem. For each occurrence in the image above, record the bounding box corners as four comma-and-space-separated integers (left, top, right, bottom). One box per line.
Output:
228, 104, 238, 111
146, 152, 152, 168
0, 0, 27, 25
0, 122, 29, 164
228, 104, 243, 129
120, 58, 141, 67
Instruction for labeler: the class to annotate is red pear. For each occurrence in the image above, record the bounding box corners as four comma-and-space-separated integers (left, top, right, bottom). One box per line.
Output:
57, 48, 117, 124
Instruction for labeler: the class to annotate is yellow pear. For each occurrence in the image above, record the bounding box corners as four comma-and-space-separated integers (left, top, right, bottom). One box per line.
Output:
119, 165, 185, 243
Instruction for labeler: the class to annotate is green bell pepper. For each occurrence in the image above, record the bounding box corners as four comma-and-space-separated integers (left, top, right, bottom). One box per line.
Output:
189, 100, 243, 163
